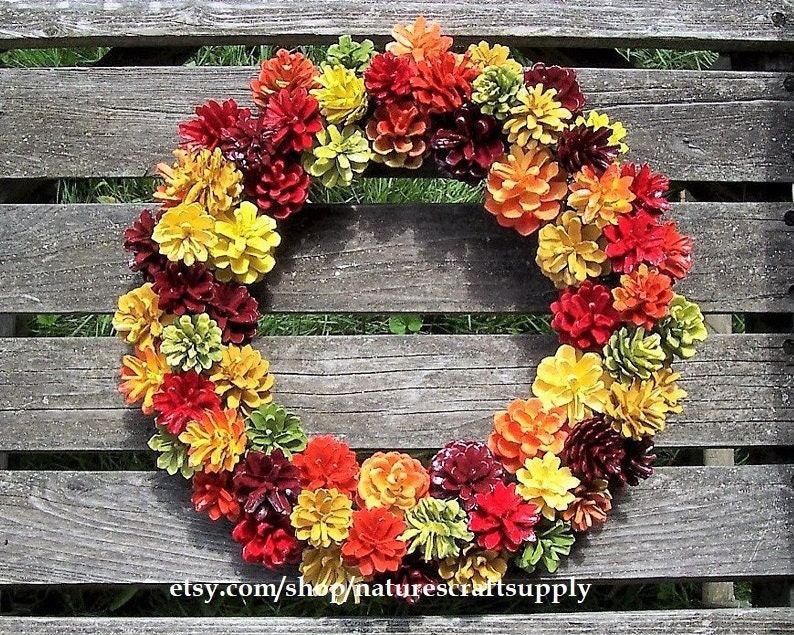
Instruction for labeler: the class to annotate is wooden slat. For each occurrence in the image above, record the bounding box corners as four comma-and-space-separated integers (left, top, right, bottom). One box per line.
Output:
1, 202, 792, 314
0, 67, 791, 181
0, 465, 791, 583
0, 334, 791, 451
1, 610, 793, 635
0, 1, 792, 50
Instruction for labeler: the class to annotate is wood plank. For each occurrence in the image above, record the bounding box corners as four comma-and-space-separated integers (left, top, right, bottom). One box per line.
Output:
0, 334, 791, 451
0, 68, 791, 181
1, 1, 792, 50
0, 465, 790, 583
1, 610, 793, 635
0, 202, 792, 314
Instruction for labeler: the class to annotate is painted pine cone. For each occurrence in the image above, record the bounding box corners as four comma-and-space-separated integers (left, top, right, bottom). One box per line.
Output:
561, 415, 626, 484
556, 123, 620, 175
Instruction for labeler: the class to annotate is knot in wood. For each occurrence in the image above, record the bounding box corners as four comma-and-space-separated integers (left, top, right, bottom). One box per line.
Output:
770, 11, 787, 27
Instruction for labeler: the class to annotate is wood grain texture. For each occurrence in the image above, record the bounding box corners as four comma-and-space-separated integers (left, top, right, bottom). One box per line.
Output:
0, 67, 792, 181
1, 202, 792, 314
1, 610, 793, 635
0, 334, 791, 451
0, 1, 792, 50
0, 465, 791, 583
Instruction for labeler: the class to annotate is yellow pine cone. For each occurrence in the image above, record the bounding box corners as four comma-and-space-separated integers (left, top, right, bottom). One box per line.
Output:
532, 344, 609, 422
516, 453, 580, 521
152, 202, 217, 266
118, 346, 170, 414
536, 210, 609, 288
311, 64, 369, 125
291, 488, 354, 548
154, 148, 243, 216
503, 84, 572, 147
300, 545, 364, 604
112, 283, 171, 349
568, 164, 635, 228
178, 407, 247, 473
467, 41, 522, 72
210, 201, 281, 285
209, 344, 274, 415
608, 369, 687, 440
438, 545, 508, 589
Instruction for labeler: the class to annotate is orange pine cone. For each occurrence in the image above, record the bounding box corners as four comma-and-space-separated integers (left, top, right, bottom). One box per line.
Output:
612, 263, 674, 330
250, 49, 319, 109
484, 144, 567, 235
365, 101, 430, 169
561, 481, 612, 532
387, 16, 453, 61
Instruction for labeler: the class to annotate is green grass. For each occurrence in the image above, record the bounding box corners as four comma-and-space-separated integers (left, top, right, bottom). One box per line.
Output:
617, 48, 719, 70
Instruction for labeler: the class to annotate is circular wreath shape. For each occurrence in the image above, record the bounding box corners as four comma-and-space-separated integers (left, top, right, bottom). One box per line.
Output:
115, 18, 708, 604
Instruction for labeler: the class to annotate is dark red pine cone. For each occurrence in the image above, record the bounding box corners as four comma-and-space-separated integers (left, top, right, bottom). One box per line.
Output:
550, 281, 622, 352
364, 51, 416, 104
620, 436, 656, 486
218, 111, 275, 174
231, 514, 302, 568
523, 63, 586, 114
430, 104, 505, 185
622, 163, 670, 215
151, 261, 215, 315
561, 415, 626, 484
262, 88, 323, 154
556, 124, 620, 175
231, 450, 301, 523
206, 281, 260, 345
245, 156, 311, 220
379, 555, 441, 605
178, 99, 251, 152
428, 439, 505, 510
123, 208, 167, 282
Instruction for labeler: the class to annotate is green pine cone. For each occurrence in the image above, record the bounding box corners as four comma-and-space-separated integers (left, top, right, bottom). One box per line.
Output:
657, 294, 708, 359
246, 402, 307, 458
514, 521, 575, 574
400, 497, 474, 561
471, 64, 524, 120
148, 426, 195, 479
302, 124, 372, 188
160, 313, 223, 372
326, 34, 375, 72
603, 326, 666, 383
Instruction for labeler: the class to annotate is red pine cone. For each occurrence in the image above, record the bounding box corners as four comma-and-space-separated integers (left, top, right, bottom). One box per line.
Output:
561, 415, 627, 484
523, 63, 586, 114
232, 514, 301, 568
123, 209, 167, 282
152, 370, 222, 435
364, 52, 416, 104
365, 100, 431, 169
231, 449, 301, 522
428, 439, 505, 510
206, 282, 260, 345
556, 124, 620, 175
191, 470, 240, 522
262, 88, 323, 154
550, 281, 622, 351
410, 51, 480, 115
604, 210, 667, 274
658, 220, 693, 280
622, 163, 670, 215
178, 99, 251, 152
619, 436, 656, 486
468, 481, 540, 552
246, 157, 311, 220
151, 261, 215, 315
430, 104, 505, 184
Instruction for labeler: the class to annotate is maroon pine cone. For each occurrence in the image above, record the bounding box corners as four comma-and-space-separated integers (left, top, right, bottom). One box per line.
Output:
178, 99, 251, 152
206, 281, 260, 345
231, 449, 301, 522
218, 111, 275, 175
123, 208, 167, 282
561, 415, 626, 484
556, 124, 620, 175
523, 63, 586, 114
429, 439, 505, 510
430, 104, 505, 185
245, 156, 311, 220
151, 261, 215, 315
620, 436, 656, 486
381, 555, 441, 605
